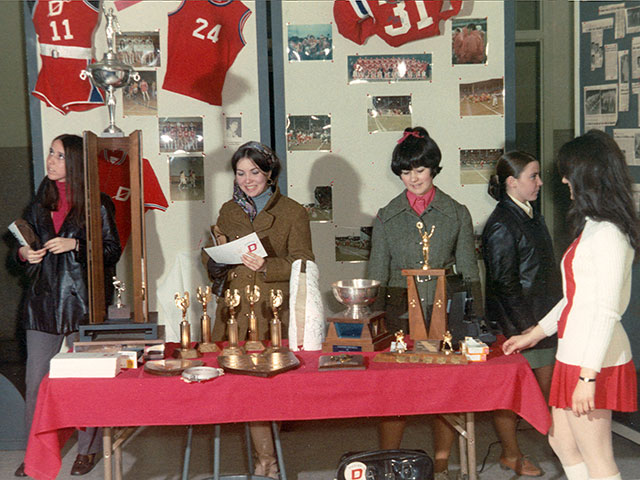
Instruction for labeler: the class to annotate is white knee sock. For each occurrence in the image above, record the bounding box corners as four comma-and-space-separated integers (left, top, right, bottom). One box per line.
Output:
588, 474, 621, 480
563, 462, 589, 480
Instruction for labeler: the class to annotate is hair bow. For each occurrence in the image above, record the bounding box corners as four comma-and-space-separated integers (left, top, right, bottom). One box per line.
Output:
397, 130, 423, 144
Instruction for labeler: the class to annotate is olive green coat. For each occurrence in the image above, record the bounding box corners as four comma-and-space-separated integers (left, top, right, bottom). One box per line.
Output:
368, 188, 483, 332
211, 188, 314, 341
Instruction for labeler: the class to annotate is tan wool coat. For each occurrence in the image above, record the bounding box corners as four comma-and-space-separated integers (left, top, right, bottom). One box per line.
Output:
210, 188, 315, 341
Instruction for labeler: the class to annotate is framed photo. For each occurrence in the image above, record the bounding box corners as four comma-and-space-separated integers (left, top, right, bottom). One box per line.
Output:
224, 115, 244, 147
459, 148, 503, 185
286, 115, 331, 151
459, 78, 504, 116
158, 117, 204, 153
287, 24, 333, 61
115, 31, 160, 68
123, 70, 157, 116
303, 185, 333, 222
348, 54, 431, 84
335, 227, 372, 262
368, 95, 412, 133
452, 18, 488, 65
169, 155, 204, 202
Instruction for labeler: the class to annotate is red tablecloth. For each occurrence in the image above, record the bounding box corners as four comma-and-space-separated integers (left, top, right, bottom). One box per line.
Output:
24, 347, 550, 480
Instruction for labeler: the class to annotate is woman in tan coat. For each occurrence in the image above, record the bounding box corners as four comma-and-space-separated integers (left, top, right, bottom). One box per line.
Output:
205, 141, 314, 478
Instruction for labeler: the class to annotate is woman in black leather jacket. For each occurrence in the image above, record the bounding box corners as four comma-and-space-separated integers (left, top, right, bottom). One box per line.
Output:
481, 151, 561, 477
15, 134, 121, 477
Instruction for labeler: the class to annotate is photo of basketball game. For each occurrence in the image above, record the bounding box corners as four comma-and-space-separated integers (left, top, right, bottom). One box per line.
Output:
169, 155, 204, 202
459, 78, 504, 116
286, 115, 331, 151
459, 148, 503, 185
158, 117, 204, 153
367, 95, 412, 133
348, 54, 431, 84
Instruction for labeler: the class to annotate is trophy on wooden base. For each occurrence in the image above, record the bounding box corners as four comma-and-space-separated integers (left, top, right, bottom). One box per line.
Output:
265, 289, 287, 354
244, 285, 265, 352
322, 279, 392, 353
197, 286, 219, 353
220, 289, 244, 356
173, 292, 201, 359
108, 276, 131, 320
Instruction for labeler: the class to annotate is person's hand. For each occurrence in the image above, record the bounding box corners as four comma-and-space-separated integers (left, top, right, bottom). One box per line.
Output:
241, 252, 266, 273
502, 325, 545, 355
44, 237, 76, 255
19, 245, 47, 264
572, 380, 596, 416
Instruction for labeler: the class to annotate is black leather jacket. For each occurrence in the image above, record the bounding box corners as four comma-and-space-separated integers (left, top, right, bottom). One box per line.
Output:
482, 197, 561, 348
21, 193, 121, 335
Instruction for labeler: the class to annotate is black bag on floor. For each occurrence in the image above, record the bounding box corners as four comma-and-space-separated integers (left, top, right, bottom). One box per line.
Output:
336, 449, 434, 480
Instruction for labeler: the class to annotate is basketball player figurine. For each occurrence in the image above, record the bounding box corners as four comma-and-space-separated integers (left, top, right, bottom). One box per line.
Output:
265, 289, 286, 353
196, 286, 219, 353
173, 292, 200, 359
416, 221, 436, 270
221, 289, 244, 356
244, 285, 264, 352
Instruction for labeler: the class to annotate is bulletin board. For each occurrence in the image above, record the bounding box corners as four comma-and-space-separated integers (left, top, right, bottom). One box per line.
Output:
25, 0, 265, 341
277, 0, 507, 312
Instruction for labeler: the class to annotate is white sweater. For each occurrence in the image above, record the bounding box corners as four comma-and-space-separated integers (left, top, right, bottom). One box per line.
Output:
539, 218, 633, 372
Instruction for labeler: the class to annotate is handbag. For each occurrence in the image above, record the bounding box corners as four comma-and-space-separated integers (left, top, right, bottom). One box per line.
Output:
336, 449, 434, 480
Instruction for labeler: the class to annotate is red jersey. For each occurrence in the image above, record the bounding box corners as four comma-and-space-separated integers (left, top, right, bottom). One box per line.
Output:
334, 0, 462, 47
162, 0, 251, 106
98, 149, 169, 250
31, 0, 104, 114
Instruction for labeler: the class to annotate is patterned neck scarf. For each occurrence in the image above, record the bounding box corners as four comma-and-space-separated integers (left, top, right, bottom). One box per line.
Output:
233, 182, 258, 221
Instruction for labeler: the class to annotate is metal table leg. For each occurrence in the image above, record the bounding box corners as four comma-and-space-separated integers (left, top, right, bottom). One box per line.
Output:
103, 428, 113, 480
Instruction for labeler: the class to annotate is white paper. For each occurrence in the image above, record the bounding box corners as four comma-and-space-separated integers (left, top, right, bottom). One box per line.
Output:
632, 37, 640, 79
619, 50, 630, 111
615, 9, 626, 39
612, 129, 640, 165
605, 44, 618, 80
8, 221, 28, 247
584, 84, 618, 128
599, 3, 625, 15
582, 18, 613, 33
590, 30, 604, 71
203, 232, 267, 264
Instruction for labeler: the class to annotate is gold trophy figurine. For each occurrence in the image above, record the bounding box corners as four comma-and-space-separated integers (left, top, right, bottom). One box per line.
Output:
197, 286, 219, 353
442, 330, 454, 355
265, 289, 286, 353
221, 289, 244, 356
416, 221, 436, 270
173, 292, 200, 359
244, 285, 265, 352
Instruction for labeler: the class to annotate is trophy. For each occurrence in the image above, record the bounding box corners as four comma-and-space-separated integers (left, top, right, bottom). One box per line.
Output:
244, 285, 265, 352
108, 276, 130, 320
221, 289, 244, 356
264, 289, 287, 354
80, 7, 139, 136
196, 286, 219, 353
416, 221, 435, 270
173, 292, 200, 359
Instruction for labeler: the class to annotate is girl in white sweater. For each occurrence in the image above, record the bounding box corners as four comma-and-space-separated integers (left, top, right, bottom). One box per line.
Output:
503, 130, 639, 480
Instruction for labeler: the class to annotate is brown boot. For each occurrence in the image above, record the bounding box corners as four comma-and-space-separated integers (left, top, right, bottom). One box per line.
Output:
250, 422, 278, 479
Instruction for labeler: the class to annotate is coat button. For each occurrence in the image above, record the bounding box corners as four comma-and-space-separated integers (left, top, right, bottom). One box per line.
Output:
247, 274, 252, 279
231, 272, 238, 279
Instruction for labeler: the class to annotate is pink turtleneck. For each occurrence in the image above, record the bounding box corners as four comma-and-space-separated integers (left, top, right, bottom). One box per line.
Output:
52, 181, 70, 233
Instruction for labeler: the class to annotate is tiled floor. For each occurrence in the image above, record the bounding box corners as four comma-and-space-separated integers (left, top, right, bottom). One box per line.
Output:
2, 414, 640, 479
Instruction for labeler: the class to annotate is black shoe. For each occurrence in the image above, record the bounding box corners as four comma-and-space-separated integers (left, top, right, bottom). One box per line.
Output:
70, 454, 98, 476
14, 462, 26, 477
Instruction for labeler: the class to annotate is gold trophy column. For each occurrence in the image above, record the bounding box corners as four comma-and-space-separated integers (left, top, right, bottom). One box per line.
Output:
244, 285, 265, 352
221, 289, 244, 356
197, 286, 219, 353
265, 289, 286, 354
173, 292, 200, 359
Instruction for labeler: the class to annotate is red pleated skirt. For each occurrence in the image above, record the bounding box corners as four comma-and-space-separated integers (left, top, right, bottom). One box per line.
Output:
549, 360, 637, 411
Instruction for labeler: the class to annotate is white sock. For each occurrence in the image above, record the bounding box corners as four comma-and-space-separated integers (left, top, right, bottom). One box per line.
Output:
588, 474, 622, 480
563, 462, 589, 480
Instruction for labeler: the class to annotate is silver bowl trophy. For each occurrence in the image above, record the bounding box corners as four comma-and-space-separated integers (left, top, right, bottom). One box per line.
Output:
80, 7, 139, 137
322, 279, 392, 352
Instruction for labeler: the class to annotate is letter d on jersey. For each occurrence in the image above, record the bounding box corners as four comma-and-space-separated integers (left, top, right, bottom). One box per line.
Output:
344, 462, 367, 480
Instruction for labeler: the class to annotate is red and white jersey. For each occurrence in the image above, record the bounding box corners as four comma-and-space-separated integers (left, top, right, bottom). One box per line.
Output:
98, 149, 169, 250
31, 0, 104, 114
334, 0, 462, 47
162, 0, 251, 106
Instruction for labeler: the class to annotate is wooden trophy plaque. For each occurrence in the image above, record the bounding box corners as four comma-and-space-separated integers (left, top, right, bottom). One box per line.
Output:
322, 312, 393, 353
401, 269, 448, 341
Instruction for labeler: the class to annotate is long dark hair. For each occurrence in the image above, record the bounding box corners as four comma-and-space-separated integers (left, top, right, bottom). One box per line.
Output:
391, 127, 442, 177
231, 141, 281, 191
557, 129, 640, 256
35, 134, 85, 226
488, 151, 537, 201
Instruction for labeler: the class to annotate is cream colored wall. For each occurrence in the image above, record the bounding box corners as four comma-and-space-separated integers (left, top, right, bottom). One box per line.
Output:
35, 1, 260, 339
281, 0, 505, 313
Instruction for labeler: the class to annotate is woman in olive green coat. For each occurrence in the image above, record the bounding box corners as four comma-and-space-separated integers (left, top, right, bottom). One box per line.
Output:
368, 127, 482, 480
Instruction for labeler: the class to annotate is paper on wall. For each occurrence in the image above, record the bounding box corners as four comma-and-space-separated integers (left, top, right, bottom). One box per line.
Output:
203, 232, 267, 264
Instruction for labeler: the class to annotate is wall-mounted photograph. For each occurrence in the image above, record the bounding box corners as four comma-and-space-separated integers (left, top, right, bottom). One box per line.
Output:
224, 115, 243, 147
287, 24, 333, 61
459, 78, 504, 116
123, 70, 157, 116
335, 227, 372, 262
452, 18, 487, 65
169, 155, 204, 202
286, 115, 331, 151
348, 54, 431, 84
368, 95, 412, 133
303, 185, 333, 222
459, 148, 503, 185
115, 31, 160, 68
159, 117, 204, 153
